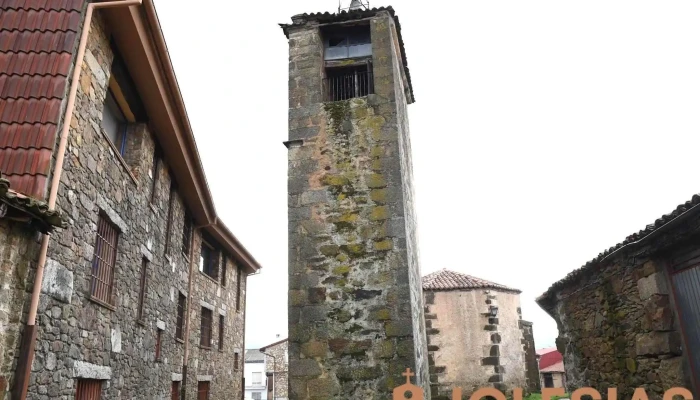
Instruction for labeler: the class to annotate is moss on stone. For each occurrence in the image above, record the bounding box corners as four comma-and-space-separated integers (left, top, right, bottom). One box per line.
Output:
333, 265, 351, 276
335, 253, 349, 262
319, 245, 340, 256
341, 243, 366, 257
370, 189, 387, 204
374, 239, 393, 251
366, 174, 387, 189
322, 175, 350, 187
323, 100, 351, 135
626, 358, 637, 373
372, 308, 392, 321
290, 290, 307, 306
370, 146, 384, 158
370, 206, 389, 221
328, 308, 352, 323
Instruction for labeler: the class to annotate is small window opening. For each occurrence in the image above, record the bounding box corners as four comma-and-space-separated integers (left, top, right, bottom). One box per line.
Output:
199, 237, 219, 280
155, 328, 163, 361
101, 90, 128, 155
324, 64, 374, 102
176, 292, 186, 340
218, 315, 225, 351
323, 24, 371, 60
200, 307, 212, 348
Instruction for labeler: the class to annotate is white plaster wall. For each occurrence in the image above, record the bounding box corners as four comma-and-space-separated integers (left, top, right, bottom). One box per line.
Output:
430, 289, 527, 393
244, 360, 267, 400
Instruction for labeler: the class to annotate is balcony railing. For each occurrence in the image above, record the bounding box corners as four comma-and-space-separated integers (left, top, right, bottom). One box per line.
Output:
324, 70, 374, 102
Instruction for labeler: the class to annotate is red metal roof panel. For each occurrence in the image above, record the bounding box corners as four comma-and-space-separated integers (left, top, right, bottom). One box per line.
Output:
0, 0, 83, 199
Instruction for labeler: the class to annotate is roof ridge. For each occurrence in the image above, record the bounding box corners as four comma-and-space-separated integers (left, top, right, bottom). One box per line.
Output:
422, 268, 521, 293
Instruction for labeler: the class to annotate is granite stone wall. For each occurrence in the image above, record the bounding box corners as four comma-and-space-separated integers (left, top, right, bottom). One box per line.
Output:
285, 10, 429, 400
264, 340, 289, 400
1, 10, 247, 400
0, 221, 41, 398
539, 225, 700, 398
519, 320, 540, 394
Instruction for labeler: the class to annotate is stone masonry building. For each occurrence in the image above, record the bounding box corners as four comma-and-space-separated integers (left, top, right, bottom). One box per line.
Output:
281, 4, 430, 399
0, 1, 261, 399
259, 338, 289, 400
537, 194, 700, 399
423, 269, 539, 399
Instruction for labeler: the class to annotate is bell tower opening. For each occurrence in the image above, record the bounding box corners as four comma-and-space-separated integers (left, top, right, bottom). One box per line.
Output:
322, 23, 374, 101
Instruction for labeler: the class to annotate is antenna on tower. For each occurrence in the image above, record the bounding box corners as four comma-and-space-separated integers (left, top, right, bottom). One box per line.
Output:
338, 0, 369, 13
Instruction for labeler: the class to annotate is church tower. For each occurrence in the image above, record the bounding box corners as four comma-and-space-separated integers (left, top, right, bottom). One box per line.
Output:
281, 4, 429, 399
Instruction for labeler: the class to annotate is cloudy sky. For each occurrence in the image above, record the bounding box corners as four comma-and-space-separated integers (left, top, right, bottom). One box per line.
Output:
152, 0, 700, 349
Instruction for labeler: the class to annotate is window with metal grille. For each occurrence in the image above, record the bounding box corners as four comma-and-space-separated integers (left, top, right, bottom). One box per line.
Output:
199, 238, 219, 280
137, 258, 148, 321
91, 213, 119, 306
324, 65, 374, 102
76, 379, 102, 400
156, 328, 162, 361
252, 392, 261, 400
218, 315, 224, 351
176, 292, 186, 340
200, 307, 212, 348
182, 210, 192, 257
171, 381, 180, 400
221, 255, 227, 287
149, 148, 160, 204
164, 183, 175, 256
236, 265, 242, 312
197, 381, 210, 400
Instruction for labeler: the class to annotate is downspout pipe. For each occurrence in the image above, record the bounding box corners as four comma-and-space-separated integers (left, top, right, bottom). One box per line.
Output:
260, 351, 276, 400
14, 1, 143, 399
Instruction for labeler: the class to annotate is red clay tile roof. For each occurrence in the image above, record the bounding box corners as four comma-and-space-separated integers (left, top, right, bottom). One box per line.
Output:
422, 269, 521, 293
0, 0, 84, 199
540, 361, 565, 373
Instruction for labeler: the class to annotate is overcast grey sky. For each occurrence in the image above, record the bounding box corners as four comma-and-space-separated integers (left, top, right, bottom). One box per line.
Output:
153, 0, 700, 350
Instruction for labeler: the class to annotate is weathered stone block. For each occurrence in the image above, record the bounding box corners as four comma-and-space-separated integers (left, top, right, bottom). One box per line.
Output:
41, 259, 73, 304
637, 272, 669, 301
635, 332, 681, 356
289, 359, 322, 377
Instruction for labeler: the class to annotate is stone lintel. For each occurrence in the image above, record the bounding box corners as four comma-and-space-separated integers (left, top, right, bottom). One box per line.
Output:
197, 375, 213, 382
172, 373, 183, 382
157, 320, 166, 330
72, 361, 112, 380
200, 300, 215, 310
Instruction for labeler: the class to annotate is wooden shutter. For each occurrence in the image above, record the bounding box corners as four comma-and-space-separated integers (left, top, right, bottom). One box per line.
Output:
221, 255, 227, 286
137, 258, 148, 321
200, 308, 212, 347
182, 210, 192, 257
197, 381, 209, 400
91, 214, 119, 305
156, 329, 162, 361
236, 265, 242, 311
76, 379, 102, 400
171, 381, 180, 400
218, 315, 224, 351
164, 183, 175, 255
176, 293, 186, 340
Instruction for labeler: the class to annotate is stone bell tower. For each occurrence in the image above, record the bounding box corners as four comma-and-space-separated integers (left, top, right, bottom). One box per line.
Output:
281, 5, 429, 399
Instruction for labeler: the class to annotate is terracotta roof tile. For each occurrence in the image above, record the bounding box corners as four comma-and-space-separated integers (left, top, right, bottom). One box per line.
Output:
422, 269, 521, 293
0, 0, 82, 199
0, 52, 72, 76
